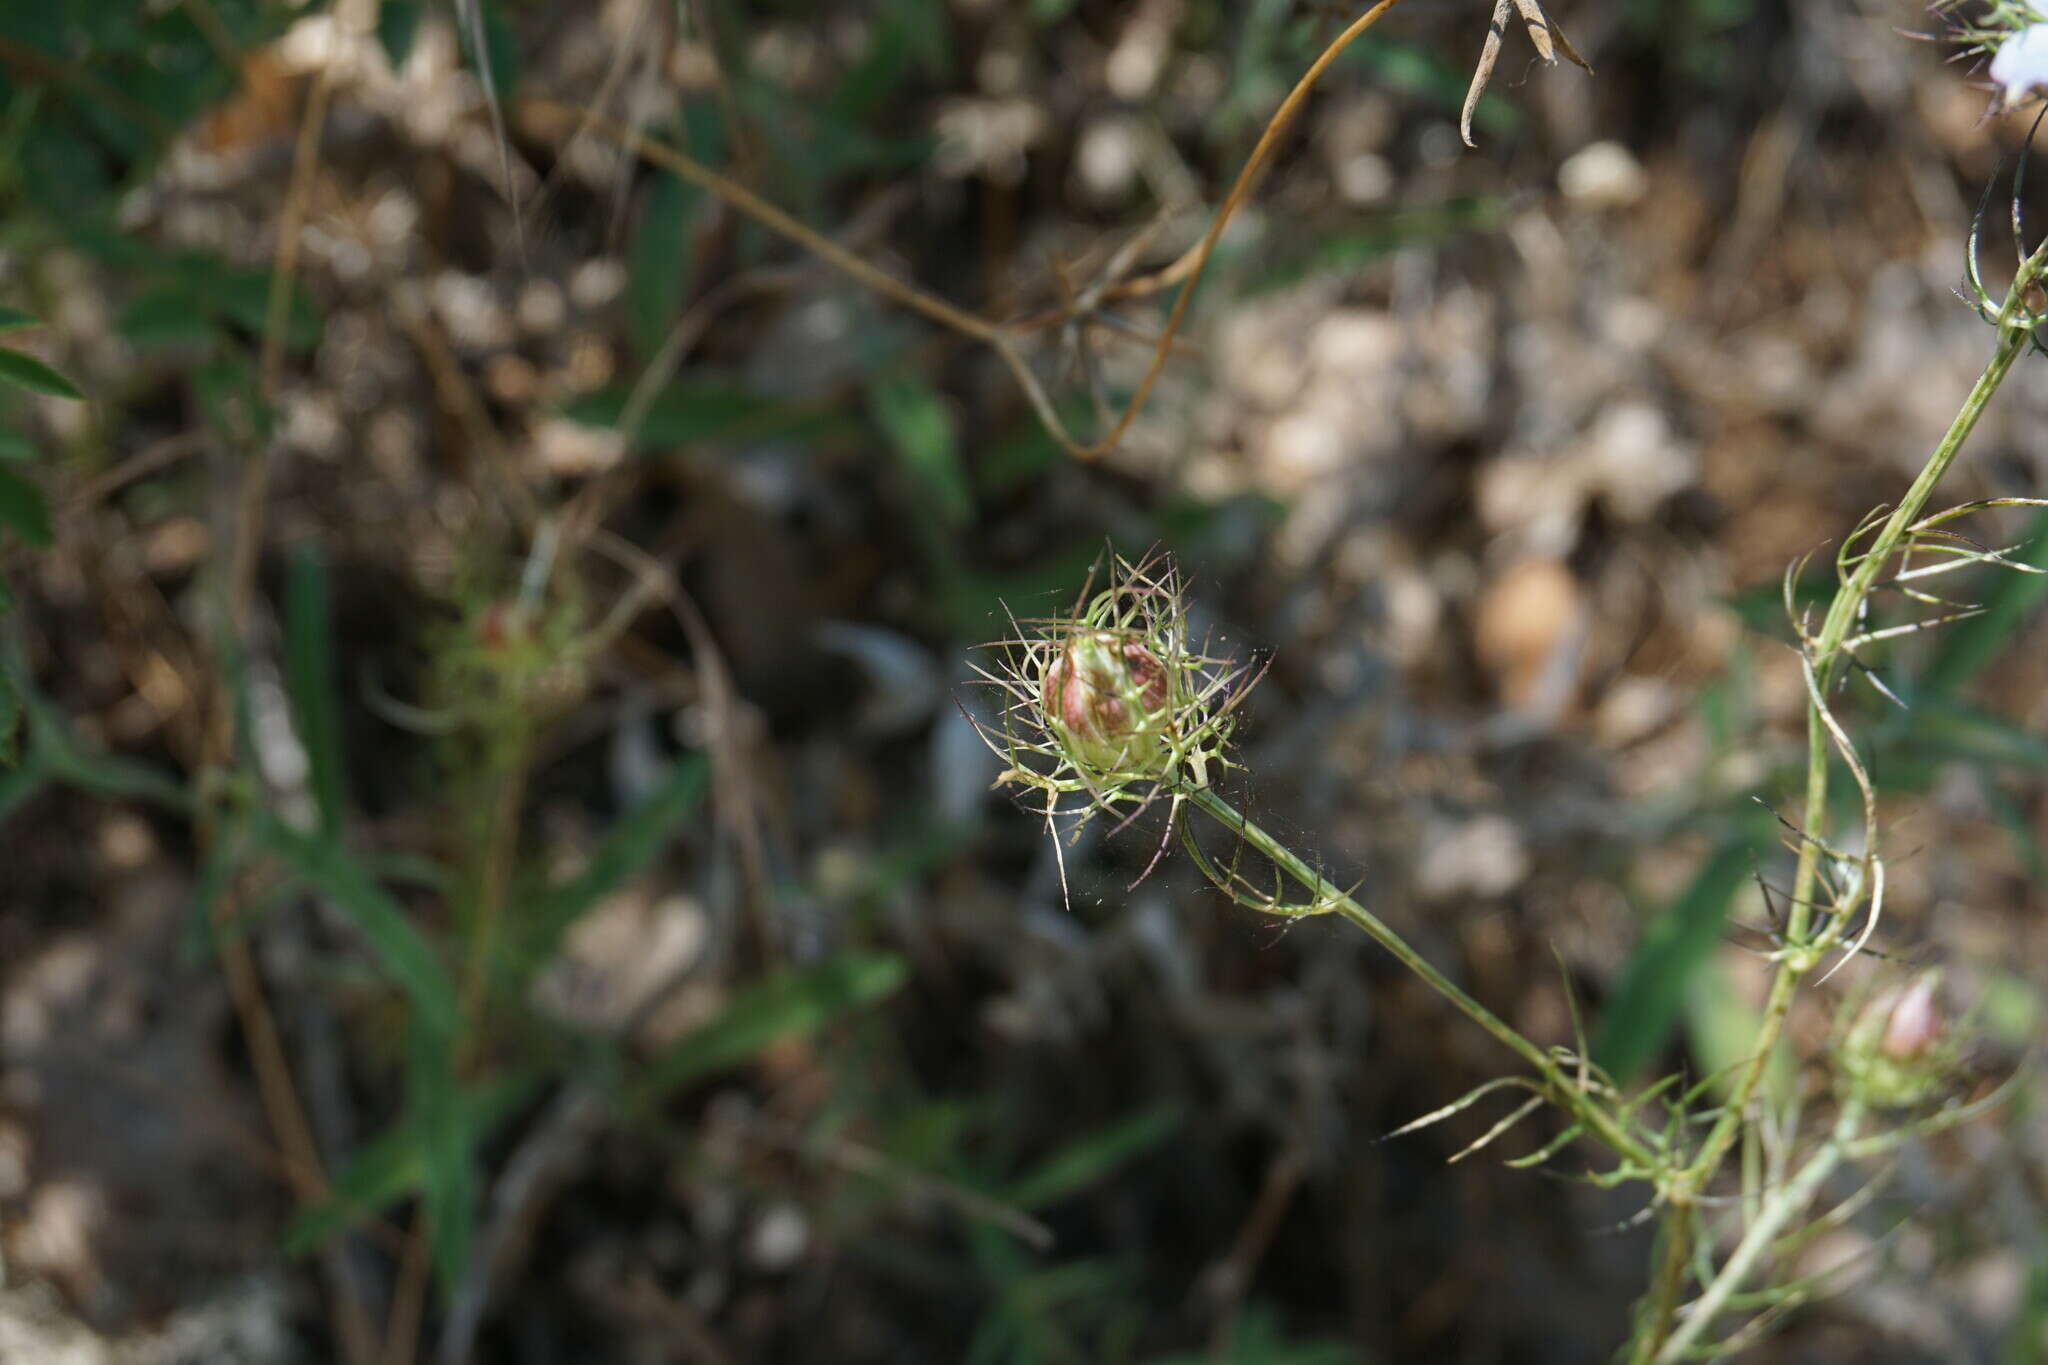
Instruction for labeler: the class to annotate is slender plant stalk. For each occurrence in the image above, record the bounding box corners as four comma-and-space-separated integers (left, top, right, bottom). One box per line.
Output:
1631, 1212, 1697, 1360
1624, 235, 2048, 1362
1188, 785, 1656, 1172
1652, 1101, 1866, 1365
1686, 236, 2046, 1185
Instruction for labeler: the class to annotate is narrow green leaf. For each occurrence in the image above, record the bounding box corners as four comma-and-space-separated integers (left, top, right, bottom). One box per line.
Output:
119, 285, 218, 349
524, 756, 709, 964
284, 1071, 538, 1255
1003, 1105, 1182, 1211
6, 660, 191, 810
255, 817, 460, 1038
1592, 835, 1763, 1082
409, 1020, 474, 1291
869, 375, 970, 528
560, 380, 832, 450
630, 952, 908, 1105
0, 467, 52, 548
284, 548, 348, 835
629, 172, 702, 358
0, 433, 35, 462
202, 268, 323, 350
0, 348, 83, 400
0, 307, 38, 332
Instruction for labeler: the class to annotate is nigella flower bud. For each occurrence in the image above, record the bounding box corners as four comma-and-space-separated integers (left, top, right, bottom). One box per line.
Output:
975, 552, 1248, 813
1038, 629, 1172, 776
1836, 970, 1958, 1109
1879, 974, 1942, 1062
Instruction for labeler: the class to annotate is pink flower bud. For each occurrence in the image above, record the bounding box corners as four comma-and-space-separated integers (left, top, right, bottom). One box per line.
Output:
1879, 976, 1942, 1062
1038, 629, 1171, 774
1837, 970, 1959, 1109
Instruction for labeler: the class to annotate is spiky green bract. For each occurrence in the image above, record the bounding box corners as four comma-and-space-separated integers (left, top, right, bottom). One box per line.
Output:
968, 552, 1257, 831
1934, 0, 2046, 51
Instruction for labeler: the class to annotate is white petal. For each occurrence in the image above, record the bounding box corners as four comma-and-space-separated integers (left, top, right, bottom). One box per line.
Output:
1991, 23, 2048, 102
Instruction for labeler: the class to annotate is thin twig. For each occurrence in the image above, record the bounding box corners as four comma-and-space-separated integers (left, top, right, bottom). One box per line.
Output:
516, 0, 1409, 461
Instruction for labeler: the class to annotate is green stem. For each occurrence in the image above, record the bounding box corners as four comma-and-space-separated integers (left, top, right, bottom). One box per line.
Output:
1651, 1101, 1866, 1365
1681, 238, 2047, 1196
1189, 785, 1655, 1172
1628, 1214, 1696, 1365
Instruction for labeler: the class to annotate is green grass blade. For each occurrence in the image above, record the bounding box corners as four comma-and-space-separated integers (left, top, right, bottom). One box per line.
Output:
629, 170, 702, 358
254, 816, 460, 1038
409, 1019, 474, 1291
6, 657, 191, 811
559, 379, 842, 451
628, 952, 908, 1106
523, 756, 709, 964
868, 373, 971, 529
284, 1070, 539, 1256
283, 547, 348, 836
1002, 1105, 1182, 1212
0, 347, 83, 400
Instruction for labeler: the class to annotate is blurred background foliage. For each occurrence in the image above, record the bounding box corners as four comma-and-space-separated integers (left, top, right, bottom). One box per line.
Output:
0, 1, 2045, 1362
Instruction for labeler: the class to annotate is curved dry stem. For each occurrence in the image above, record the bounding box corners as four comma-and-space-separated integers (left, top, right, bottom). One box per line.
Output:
519, 0, 1410, 461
